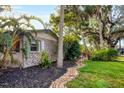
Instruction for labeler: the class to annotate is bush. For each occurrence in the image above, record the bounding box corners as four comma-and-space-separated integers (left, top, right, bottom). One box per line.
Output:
64, 34, 81, 61
39, 51, 52, 69
12, 59, 19, 64
91, 49, 118, 61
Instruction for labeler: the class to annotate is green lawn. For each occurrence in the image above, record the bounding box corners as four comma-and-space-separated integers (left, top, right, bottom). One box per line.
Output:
66, 56, 124, 88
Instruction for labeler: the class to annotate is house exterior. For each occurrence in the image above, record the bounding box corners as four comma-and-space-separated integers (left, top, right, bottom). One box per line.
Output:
8, 29, 58, 68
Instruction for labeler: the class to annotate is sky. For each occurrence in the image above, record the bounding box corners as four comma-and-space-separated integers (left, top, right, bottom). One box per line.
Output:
2, 5, 57, 29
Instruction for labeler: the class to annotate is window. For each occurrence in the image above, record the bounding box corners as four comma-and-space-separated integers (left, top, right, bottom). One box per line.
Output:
30, 41, 40, 51
31, 43, 37, 51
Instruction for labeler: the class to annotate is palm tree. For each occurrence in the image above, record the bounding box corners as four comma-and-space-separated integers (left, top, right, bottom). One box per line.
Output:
0, 5, 11, 12
0, 15, 45, 68
57, 5, 64, 68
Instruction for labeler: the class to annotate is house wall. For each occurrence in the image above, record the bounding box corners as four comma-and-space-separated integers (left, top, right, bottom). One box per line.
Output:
0, 38, 23, 68
0, 52, 22, 68
11, 37, 24, 68
23, 32, 58, 68
10, 52, 23, 67
0, 31, 58, 68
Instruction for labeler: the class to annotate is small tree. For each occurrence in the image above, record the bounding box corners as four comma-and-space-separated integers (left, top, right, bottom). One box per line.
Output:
0, 15, 45, 68
0, 5, 11, 12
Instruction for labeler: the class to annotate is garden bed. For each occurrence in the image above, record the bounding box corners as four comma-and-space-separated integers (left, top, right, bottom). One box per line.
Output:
0, 61, 76, 88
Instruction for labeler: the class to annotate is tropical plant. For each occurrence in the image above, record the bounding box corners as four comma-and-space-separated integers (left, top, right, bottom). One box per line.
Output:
0, 15, 45, 68
39, 51, 52, 69
0, 5, 11, 12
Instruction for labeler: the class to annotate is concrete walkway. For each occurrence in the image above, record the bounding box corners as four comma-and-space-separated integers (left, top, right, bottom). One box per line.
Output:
50, 59, 85, 88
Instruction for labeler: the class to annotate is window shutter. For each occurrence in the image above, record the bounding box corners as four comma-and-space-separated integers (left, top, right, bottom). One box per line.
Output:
41, 40, 45, 50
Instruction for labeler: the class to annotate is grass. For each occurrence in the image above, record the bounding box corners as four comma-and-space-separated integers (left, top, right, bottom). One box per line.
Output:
66, 56, 124, 88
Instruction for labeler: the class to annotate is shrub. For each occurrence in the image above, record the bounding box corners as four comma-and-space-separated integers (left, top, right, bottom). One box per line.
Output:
39, 51, 52, 69
12, 59, 19, 64
64, 34, 81, 61
91, 49, 118, 61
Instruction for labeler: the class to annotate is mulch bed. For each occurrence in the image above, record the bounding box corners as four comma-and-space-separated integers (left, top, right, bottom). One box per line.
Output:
0, 61, 76, 88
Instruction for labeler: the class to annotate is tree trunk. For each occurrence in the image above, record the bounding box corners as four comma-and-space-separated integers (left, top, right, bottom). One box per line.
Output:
57, 5, 64, 68
99, 21, 104, 49
98, 6, 104, 49
82, 36, 88, 51
1, 46, 8, 69
119, 38, 121, 49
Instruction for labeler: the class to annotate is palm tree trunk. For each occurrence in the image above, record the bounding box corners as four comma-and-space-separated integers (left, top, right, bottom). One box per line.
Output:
57, 5, 64, 68
2, 46, 8, 69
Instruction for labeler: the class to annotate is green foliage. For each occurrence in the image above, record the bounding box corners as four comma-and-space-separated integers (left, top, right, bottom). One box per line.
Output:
80, 45, 85, 53
11, 59, 19, 65
64, 34, 81, 61
50, 7, 82, 36
21, 40, 30, 60
0, 15, 45, 68
50, 14, 60, 34
0, 32, 12, 49
91, 49, 118, 61
39, 51, 52, 69
50, 5, 124, 50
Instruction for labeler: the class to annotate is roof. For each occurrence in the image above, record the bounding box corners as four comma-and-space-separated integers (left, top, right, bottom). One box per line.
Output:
2, 29, 58, 40
31, 29, 58, 40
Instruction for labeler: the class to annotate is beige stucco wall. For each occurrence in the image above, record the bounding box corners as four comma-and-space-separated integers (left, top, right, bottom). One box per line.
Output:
10, 52, 23, 67
0, 52, 23, 68
33, 32, 57, 42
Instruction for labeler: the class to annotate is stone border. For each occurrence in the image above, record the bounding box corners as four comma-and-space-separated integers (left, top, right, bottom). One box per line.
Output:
49, 59, 85, 88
